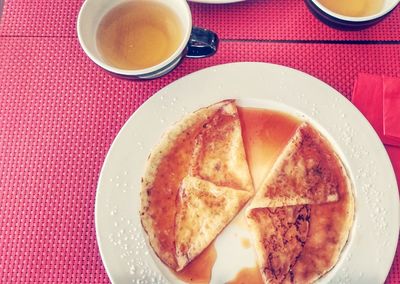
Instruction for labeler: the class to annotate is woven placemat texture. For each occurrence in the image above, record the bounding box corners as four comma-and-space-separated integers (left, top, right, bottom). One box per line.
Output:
190, 0, 400, 41
0, 36, 399, 283
1, 0, 400, 40
0, 0, 81, 37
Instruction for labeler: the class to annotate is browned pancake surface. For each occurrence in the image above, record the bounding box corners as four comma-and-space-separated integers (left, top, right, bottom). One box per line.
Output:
247, 206, 310, 284
141, 100, 254, 270
251, 123, 341, 209
175, 102, 253, 270
140, 101, 230, 269
141, 103, 354, 280
287, 156, 354, 283
141, 121, 203, 268
247, 122, 354, 284
175, 176, 251, 270
190, 104, 253, 192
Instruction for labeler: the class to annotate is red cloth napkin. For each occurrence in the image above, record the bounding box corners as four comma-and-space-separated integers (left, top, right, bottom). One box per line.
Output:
352, 73, 400, 147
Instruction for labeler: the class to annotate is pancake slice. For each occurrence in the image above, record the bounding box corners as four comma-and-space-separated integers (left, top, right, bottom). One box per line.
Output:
246, 121, 354, 283
141, 100, 254, 271
173, 101, 254, 270
175, 176, 252, 271
140, 100, 232, 270
250, 123, 341, 209
246, 206, 310, 284
285, 158, 354, 283
190, 102, 254, 193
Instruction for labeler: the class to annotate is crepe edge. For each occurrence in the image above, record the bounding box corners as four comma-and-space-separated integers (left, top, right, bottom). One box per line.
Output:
248, 122, 341, 210
174, 176, 253, 270
139, 99, 234, 269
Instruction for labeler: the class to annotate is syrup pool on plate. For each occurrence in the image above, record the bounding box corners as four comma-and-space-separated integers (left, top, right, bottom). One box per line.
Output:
226, 266, 264, 284
238, 107, 300, 188
173, 243, 217, 284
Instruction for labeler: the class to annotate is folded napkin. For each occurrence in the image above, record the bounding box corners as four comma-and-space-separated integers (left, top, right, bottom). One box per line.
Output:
352, 73, 400, 147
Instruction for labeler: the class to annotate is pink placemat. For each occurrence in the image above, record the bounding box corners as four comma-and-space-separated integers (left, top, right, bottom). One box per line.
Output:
0, 36, 399, 283
190, 0, 400, 41
1, 0, 400, 40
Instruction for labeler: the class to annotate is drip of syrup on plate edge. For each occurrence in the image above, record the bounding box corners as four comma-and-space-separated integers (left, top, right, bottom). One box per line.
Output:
173, 243, 217, 284
226, 265, 264, 284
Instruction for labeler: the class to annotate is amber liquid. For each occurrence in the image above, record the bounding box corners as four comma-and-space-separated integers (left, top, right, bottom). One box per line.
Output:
228, 108, 300, 284
238, 107, 300, 189
318, 0, 384, 17
240, 238, 251, 249
226, 266, 264, 284
173, 243, 217, 284
96, 1, 183, 70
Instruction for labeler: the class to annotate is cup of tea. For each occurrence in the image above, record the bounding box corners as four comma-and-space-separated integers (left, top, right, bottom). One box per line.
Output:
77, 0, 218, 79
306, 0, 400, 30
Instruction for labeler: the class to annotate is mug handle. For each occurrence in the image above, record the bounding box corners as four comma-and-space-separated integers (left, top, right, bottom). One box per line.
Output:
186, 27, 219, 58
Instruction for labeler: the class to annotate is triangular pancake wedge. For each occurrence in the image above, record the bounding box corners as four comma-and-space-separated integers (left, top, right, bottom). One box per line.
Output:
175, 176, 252, 271
286, 160, 354, 283
140, 100, 234, 270
246, 206, 310, 284
250, 123, 341, 209
190, 101, 254, 193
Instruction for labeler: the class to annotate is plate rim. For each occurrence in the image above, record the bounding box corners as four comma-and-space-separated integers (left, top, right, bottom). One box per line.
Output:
95, 62, 400, 284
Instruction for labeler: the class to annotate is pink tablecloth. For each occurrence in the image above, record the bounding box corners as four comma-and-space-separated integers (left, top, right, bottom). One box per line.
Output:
0, 0, 399, 283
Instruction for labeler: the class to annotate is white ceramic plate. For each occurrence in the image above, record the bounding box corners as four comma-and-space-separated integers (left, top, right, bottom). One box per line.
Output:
95, 62, 399, 284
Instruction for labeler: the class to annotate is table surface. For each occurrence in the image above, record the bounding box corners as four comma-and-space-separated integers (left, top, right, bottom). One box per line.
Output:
0, 0, 399, 283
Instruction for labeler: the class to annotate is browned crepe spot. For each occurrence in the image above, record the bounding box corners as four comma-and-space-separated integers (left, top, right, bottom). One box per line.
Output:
190, 104, 253, 192
287, 155, 354, 283
250, 123, 341, 209
140, 101, 230, 269
141, 100, 254, 270
247, 206, 310, 283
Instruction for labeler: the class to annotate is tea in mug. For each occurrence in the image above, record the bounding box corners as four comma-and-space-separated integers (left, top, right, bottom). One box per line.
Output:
317, 0, 384, 17
96, 1, 183, 70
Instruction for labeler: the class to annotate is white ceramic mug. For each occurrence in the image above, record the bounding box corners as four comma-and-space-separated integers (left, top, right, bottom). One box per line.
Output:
77, 0, 218, 79
306, 0, 400, 30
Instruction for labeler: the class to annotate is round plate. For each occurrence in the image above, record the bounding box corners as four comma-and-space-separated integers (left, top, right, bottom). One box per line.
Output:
95, 62, 399, 283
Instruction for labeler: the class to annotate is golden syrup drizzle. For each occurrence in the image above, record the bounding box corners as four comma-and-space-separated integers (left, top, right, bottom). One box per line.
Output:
240, 238, 251, 249
173, 243, 217, 284
238, 107, 300, 189
226, 266, 264, 284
